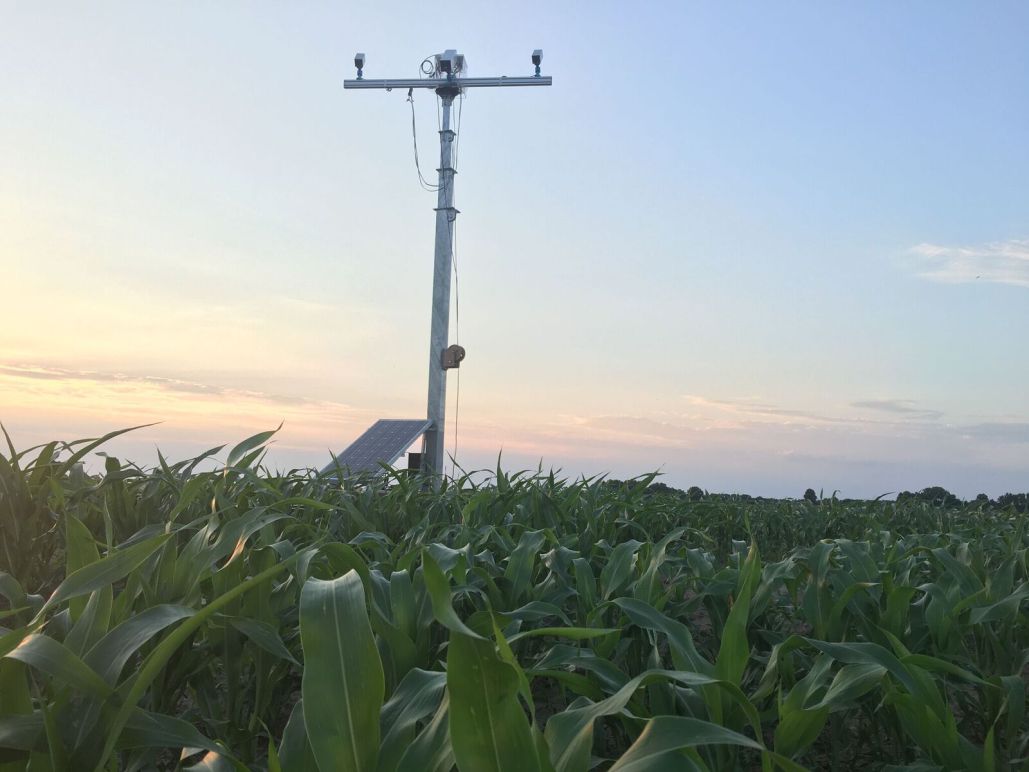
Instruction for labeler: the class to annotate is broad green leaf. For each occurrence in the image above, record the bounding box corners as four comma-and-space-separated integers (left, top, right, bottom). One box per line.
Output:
378, 669, 447, 772
545, 669, 752, 772
774, 705, 830, 759
506, 626, 619, 644
0, 713, 42, 752
801, 541, 834, 638
300, 571, 384, 772
928, 547, 981, 598
531, 726, 557, 772
998, 674, 1025, 756
504, 530, 546, 604
532, 645, 629, 695
84, 604, 194, 685
118, 710, 224, 755
0, 574, 27, 611
715, 541, 760, 687
0, 661, 33, 769
812, 663, 886, 710
899, 654, 993, 689
599, 540, 643, 600
490, 616, 537, 726
278, 701, 318, 772
3, 634, 110, 699
609, 716, 766, 772
370, 603, 418, 685
612, 598, 713, 675
806, 639, 918, 695
0, 658, 32, 715
0, 627, 31, 662
226, 426, 280, 467
63, 588, 112, 658
318, 543, 375, 596
421, 551, 485, 640
211, 510, 292, 568
572, 559, 596, 617
51, 424, 156, 480
505, 601, 572, 625
268, 734, 282, 772
969, 583, 1029, 624
888, 692, 963, 769
389, 569, 417, 640
38, 696, 65, 771
394, 693, 453, 772
225, 616, 299, 666
36, 533, 173, 619
632, 527, 684, 603
64, 514, 101, 623
446, 632, 539, 772
827, 581, 878, 638
94, 550, 307, 771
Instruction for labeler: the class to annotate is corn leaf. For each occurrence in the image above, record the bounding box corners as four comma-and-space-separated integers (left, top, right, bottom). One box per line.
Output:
446, 631, 539, 772
609, 716, 768, 772
300, 570, 384, 772
36, 533, 173, 620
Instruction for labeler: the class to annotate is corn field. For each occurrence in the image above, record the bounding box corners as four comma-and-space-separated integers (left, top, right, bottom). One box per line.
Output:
1, 428, 1027, 771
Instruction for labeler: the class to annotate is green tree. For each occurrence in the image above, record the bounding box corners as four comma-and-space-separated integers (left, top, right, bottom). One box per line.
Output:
916, 486, 960, 507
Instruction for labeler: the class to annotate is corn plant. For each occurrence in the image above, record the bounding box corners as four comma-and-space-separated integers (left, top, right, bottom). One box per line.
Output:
1, 429, 1026, 770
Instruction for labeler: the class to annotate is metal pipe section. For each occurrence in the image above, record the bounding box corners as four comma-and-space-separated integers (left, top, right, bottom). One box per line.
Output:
422, 92, 456, 480
344, 76, 552, 90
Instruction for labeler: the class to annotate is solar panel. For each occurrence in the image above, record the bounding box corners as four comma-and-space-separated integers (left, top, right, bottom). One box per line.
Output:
322, 418, 430, 476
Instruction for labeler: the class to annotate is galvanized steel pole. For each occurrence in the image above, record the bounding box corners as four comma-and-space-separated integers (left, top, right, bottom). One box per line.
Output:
343, 51, 551, 482
423, 87, 458, 478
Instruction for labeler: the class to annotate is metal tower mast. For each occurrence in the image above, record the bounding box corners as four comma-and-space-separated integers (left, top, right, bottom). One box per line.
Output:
344, 50, 552, 478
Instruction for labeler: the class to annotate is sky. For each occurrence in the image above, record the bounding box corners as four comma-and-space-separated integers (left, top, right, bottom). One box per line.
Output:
1, 2, 1028, 498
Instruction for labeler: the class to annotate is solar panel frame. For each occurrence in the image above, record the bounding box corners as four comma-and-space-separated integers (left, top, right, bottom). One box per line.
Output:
322, 418, 430, 476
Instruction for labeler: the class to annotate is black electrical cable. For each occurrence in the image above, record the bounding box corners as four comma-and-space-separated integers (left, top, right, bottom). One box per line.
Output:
407, 89, 439, 192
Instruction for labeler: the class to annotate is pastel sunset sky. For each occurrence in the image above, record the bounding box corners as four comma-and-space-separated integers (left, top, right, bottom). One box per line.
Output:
2, 2, 1027, 497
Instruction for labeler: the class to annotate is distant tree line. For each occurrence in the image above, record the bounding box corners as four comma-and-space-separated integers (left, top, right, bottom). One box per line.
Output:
893, 486, 1028, 513
635, 481, 1028, 513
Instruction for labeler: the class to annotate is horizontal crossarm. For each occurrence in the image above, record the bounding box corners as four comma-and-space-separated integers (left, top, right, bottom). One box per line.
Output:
343, 76, 552, 90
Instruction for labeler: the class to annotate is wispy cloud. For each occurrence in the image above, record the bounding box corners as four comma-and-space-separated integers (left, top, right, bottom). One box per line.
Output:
682, 395, 841, 426
851, 399, 943, 421
575, 415, 702, 446
958, 422, 1029, 444
908, 239, 1029, 288
0, 361, 375, 468
559, 398, 1029, 474
0, 363, 341, 409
